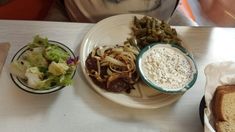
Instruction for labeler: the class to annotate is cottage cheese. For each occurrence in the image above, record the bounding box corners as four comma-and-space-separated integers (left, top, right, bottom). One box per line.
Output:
141, 45, 193, 89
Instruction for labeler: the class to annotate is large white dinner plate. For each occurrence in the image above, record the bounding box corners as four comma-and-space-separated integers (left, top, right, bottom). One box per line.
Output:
73, 0, 177, 22
80, 14, 182, 109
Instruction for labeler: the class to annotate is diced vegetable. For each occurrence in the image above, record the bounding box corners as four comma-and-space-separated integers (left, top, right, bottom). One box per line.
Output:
48, 61, 69, 76
25, 67, 43, 88
10, 60, 30, 79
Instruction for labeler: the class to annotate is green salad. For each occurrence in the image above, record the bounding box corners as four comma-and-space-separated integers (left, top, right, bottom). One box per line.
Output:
10, 35, 78, 89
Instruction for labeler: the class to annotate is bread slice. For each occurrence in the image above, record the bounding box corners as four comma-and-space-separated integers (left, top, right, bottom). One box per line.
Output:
212, 85, 235, 132
216, 121, 235, 132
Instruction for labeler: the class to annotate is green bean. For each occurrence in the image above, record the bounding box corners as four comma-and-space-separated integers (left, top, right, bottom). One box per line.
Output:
131, 16, 181, 49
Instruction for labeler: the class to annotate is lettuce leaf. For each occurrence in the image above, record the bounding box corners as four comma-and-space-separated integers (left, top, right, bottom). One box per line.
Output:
44, 45, 69, 62
28, 35, 49, 48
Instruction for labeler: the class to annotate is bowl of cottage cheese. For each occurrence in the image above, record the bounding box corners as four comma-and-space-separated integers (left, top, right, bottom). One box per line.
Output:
137, 43, 198, 94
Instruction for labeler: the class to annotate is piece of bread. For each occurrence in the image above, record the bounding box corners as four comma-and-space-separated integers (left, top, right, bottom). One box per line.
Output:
216, 121, 235, 132
212, 85, 235, 132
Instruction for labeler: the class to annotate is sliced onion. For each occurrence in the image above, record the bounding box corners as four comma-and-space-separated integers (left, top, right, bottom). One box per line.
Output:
124, 47, 139, 55
103, 56, 126, 66
91, 48, 97, 57
107, 68, 113, 76
120, 52, 134, 58
86, 43, 140, 93
97, 46, 110, 57
111, 47, 123, 53
109, 64, 129, 73
100, 61, 109, 66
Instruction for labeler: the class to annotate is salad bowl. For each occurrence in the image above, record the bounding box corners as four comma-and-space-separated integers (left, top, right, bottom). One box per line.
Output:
10, 36, 77, 94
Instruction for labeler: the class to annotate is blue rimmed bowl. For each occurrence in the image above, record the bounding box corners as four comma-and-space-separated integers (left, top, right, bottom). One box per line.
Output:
137, 43, 198, 94
10, 40, 76, 94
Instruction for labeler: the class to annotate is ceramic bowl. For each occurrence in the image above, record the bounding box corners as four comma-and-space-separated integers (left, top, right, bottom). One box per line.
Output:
137, 43, 198, 94
10, 40, 76, 94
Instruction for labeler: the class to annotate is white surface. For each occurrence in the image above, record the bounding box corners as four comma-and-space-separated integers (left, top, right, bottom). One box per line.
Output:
204, 61, 235, 132
2, 20, 235, 132
80, 14, 182, 109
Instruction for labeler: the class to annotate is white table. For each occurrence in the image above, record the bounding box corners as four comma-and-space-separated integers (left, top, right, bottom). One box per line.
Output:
1, 20, 235, 132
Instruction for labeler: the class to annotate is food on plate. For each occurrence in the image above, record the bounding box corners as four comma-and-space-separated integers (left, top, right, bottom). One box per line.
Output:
85, 15, 187, 93
132, 16, 181, 49
10, 35, 78, 89
85, 42, 139, 93
212, 85, 235, 132
140, 44, 193, 90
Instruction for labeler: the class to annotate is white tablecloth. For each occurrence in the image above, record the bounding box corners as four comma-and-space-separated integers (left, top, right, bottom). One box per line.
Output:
2, 20, 235, 132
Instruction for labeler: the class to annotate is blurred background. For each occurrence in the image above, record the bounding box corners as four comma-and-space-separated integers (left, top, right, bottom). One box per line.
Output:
0, 0, 234, 27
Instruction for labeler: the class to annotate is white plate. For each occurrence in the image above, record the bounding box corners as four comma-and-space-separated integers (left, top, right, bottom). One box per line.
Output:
73, 0, 177, 22
80, 14, 182, 109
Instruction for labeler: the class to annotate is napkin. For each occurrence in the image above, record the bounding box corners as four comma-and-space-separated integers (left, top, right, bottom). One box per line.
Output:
0, 42, 10, 74
204, 61, 235, 132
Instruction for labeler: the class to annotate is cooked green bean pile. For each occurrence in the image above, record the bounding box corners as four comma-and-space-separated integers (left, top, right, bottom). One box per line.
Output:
131, 16, 181, 49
